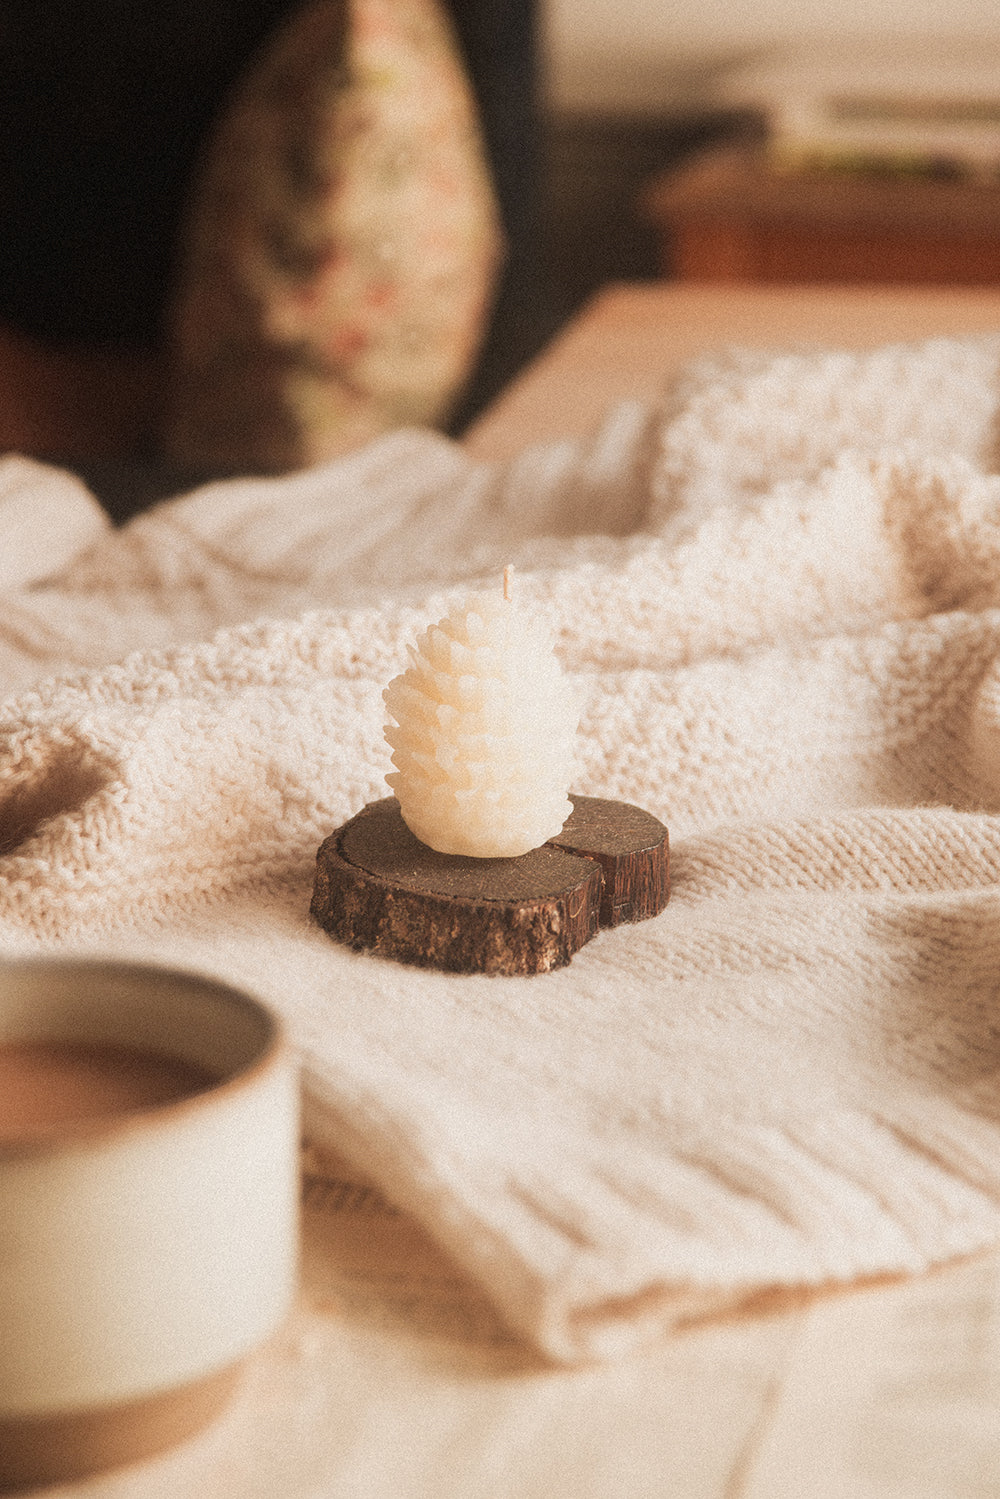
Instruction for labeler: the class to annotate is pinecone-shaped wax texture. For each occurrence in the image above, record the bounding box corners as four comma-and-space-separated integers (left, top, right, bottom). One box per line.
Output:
383, 588, 578, 857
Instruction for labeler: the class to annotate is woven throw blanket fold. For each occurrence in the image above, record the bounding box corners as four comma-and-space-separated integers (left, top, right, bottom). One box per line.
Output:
5, 335, 1000, 1362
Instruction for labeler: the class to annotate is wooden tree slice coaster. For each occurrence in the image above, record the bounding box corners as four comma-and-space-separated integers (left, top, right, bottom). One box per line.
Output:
310, 794, 669, 977
550, 796, 670, 928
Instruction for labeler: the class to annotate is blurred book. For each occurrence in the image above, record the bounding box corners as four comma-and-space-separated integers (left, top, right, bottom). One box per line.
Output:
715, 42, 1000, 181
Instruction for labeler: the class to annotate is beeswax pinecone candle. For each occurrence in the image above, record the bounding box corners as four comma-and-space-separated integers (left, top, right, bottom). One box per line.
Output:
383, 576, 578, 857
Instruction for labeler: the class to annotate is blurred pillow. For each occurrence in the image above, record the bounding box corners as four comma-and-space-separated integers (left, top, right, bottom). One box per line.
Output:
162, 0, 503, 474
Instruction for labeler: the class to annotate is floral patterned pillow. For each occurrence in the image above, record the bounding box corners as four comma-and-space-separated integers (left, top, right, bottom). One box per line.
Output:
162, 0, 503, 474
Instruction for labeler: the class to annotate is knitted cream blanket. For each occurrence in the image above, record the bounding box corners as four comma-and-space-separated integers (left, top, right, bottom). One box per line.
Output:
5, 336, 1000, 1364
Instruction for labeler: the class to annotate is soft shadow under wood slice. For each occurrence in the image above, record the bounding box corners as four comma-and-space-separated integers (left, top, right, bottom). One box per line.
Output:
310, 795, 669, 976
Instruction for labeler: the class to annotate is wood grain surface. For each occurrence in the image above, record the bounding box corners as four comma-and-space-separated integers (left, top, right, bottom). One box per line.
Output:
311, 794, 669, 975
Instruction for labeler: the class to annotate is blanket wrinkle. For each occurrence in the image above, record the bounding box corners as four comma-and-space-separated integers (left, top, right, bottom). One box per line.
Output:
0, 455, 110, 589
0, 723, 119, 857
649, 335, 1000, 521
10, 334, 1000, 1362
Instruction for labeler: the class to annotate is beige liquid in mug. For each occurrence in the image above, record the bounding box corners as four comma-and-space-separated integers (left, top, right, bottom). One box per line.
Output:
0, 1040, 216, 1143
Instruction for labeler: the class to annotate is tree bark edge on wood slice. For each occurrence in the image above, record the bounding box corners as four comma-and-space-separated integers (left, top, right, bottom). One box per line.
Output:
310, 794, 669, 976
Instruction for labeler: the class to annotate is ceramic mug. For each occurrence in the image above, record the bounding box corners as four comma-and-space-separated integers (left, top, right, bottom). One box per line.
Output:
0, 957, 299, 1490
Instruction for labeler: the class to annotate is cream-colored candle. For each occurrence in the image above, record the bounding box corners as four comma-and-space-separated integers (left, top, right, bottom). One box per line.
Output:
383, 570, 578, 857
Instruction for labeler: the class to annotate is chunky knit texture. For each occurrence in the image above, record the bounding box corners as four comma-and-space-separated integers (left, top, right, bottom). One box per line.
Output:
4, 335, 1000, 1362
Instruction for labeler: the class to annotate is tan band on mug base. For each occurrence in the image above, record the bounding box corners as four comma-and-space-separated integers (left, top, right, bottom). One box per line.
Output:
0, 1360, 241, 1492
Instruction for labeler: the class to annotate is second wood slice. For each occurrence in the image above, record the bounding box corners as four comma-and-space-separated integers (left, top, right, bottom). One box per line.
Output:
311, 795, 669, 976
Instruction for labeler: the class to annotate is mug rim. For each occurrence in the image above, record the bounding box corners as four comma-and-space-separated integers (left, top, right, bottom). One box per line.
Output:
0, 956, 288, 1159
